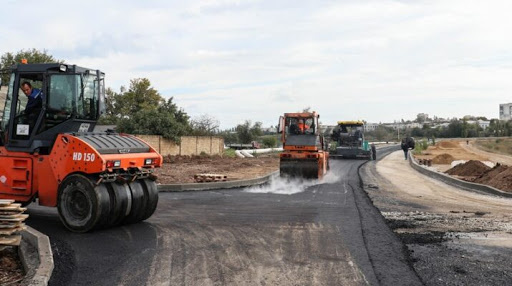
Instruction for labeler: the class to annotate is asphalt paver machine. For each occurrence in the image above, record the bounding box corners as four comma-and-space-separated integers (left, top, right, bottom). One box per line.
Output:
330, 120, 376, 160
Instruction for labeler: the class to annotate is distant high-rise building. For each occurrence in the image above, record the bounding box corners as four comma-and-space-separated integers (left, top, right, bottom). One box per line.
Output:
499, 103, 512, 120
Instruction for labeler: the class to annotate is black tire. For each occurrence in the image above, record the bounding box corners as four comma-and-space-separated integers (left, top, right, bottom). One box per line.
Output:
139, 179, 159, 221
58, 174, 110, 232
371, 144, 377, 160
122, 180, 146, 224
102, 183, 132, 227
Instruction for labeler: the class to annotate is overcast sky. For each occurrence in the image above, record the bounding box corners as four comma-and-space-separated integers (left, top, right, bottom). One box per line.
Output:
1, 0, 510, 128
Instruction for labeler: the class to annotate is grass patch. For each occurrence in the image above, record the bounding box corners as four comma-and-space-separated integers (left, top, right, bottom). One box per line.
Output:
223, 148, 237, 158
474, 138, 512, 156
412, 139, 429, 154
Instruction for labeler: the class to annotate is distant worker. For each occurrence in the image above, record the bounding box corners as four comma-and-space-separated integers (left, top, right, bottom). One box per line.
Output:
401, 137, 415, 160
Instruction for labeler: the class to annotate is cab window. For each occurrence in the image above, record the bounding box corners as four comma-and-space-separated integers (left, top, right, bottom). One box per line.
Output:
41, 74, 77, 131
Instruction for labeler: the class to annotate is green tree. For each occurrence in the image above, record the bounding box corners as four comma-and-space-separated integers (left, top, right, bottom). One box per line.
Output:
106, 78, 191, 142
117, 78, 163, 116
98, 87, 122, 124
461, 119, 469, 138
220, 131, 238, 144
191, 114, 220, 136
262, 136, 277, 148
1, 48, 62, 84
236, 120, 263, 144
117, 108, 190, 142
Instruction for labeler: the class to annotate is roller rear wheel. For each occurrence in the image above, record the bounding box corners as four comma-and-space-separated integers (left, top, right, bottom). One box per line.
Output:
139, 179, 159, 221
58, 174, 111, 233
122, 180, 146, 224
102, 182, 132, 227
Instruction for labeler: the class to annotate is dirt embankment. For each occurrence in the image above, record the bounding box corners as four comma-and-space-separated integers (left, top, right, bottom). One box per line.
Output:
445, 160, 512, 192
445, 160, 490, 177
431, 153, 455, 164
415, 140, 488, 164
154, 154, 279, 184
414, 140, 512, 192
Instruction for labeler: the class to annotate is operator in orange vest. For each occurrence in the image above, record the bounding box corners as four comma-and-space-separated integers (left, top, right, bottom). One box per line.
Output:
297, 119, 309, 133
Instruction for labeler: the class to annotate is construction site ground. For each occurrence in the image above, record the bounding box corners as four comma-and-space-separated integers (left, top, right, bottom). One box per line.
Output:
364, 139, 512, 285
0, 247, 24, 285
154, 153, 280, 184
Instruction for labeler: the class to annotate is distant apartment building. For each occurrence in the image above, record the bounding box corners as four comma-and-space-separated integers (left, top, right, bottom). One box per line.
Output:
499, 103, 512, 120
364, 123, 379, 132
467, 120, 490, 130
477, 120, 490, 129
383, 122, 422, 130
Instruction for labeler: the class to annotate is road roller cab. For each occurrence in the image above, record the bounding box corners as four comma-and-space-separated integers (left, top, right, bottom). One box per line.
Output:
0, 63, 162, 232
277, 112, 329, 179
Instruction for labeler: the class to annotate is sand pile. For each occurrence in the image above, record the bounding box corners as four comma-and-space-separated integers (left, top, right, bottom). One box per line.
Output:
432, 153, 455, 164
446, 160, 491, 177
473, 164, 512, 192
437, 141, 459, 149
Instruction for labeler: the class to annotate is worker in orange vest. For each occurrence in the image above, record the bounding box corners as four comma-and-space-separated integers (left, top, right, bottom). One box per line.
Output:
298, 119, 309, 133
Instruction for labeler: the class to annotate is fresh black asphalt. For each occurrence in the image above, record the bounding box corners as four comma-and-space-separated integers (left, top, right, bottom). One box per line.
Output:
27, 146, 421, 285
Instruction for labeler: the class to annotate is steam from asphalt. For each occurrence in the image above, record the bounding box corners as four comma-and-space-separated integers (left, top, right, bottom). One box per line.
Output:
245, 170, 342, 195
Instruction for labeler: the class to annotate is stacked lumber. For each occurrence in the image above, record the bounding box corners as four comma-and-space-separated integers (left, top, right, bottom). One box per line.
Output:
194, 174, 228, 183
0, 200, 28, 251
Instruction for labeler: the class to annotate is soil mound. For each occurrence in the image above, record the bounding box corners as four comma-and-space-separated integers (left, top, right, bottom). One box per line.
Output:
432, 153, 455, 164
446, 160, 491, 177
473, 164, 512, 191
437, 141, 459, 149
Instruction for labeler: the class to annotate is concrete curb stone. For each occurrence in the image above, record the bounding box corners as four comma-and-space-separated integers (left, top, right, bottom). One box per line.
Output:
19, 226, 54, 286
409, 153, 512, 198
158, 170, 279, 192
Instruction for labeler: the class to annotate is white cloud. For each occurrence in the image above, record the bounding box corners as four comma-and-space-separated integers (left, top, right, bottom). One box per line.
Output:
1, 0, 510, 128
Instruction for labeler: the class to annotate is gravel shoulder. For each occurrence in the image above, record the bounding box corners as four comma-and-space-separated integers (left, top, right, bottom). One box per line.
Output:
364, 150, 512, 285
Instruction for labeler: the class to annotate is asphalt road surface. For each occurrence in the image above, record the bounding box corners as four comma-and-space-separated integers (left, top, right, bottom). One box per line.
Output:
27, 146, 421, 286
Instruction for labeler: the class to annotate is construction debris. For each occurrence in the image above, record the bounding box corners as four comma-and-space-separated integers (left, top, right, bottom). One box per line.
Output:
0, 200, 27, 251
194, 174, 228, 183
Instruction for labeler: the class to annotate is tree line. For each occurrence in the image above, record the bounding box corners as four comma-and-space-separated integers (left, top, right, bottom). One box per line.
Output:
0, 49, 266, 145
364, 119, 512, 142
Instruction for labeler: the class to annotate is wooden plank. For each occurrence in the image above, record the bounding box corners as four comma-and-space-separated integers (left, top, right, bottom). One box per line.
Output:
0, 204, 24, 211
0, 222, 23, 229
0, 235, 22, 246
0, 226, 25, 236
194, 173, 228, 182
0, 210, 25, 216
0, 213, 27, 220
0, 214, 28, 222
0, 199, 15, 206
